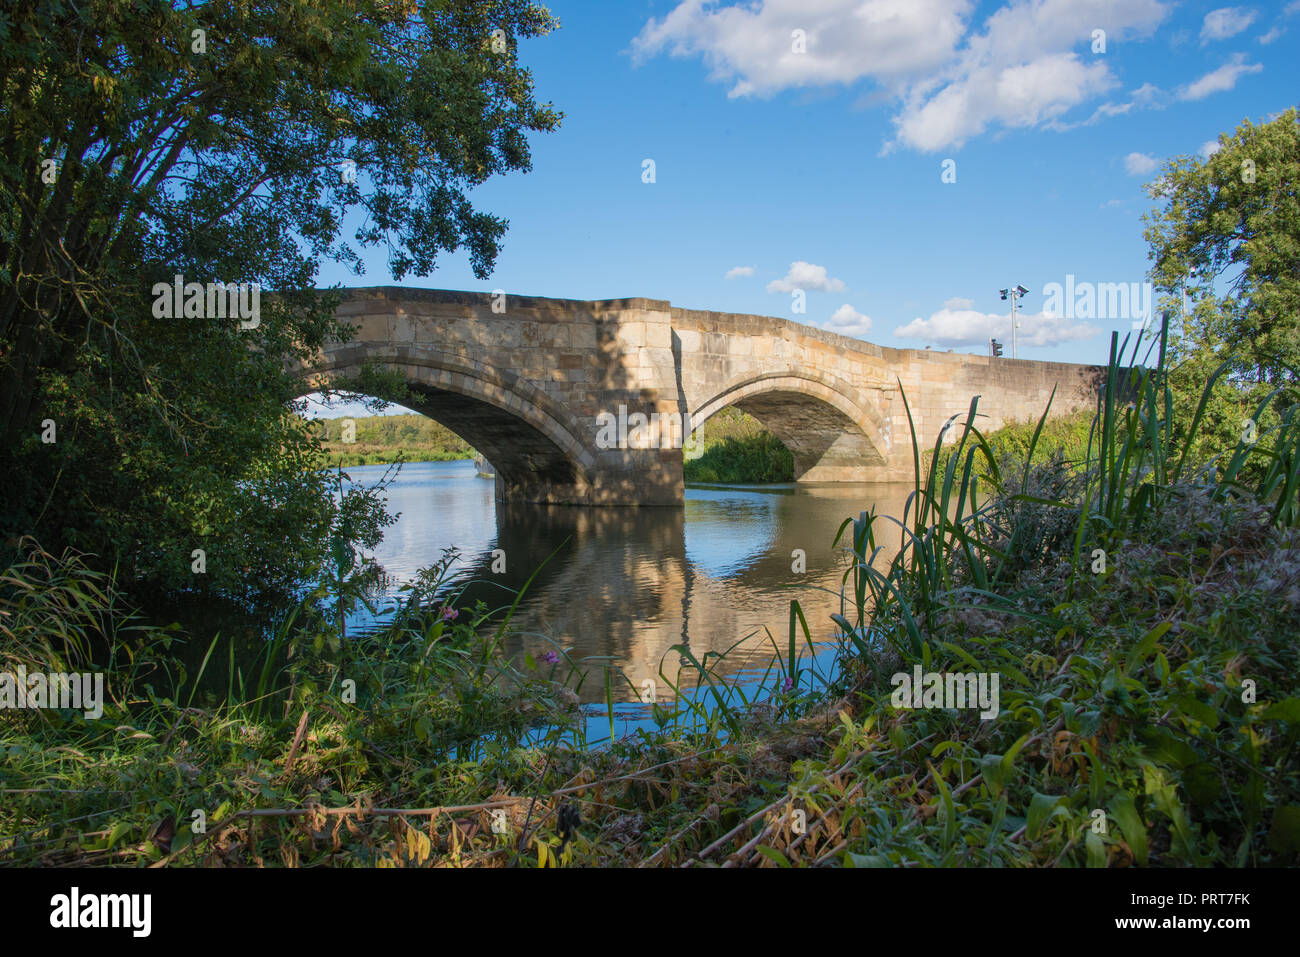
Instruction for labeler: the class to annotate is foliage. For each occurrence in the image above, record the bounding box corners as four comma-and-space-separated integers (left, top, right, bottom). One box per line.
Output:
312, 413, 475, 467
0, 0, 561, 604
685, 407, 794, 483
1143, 107, 1300, 385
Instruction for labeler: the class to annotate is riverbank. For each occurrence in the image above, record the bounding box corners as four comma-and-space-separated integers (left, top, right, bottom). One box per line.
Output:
5, 344, 1297, 866
313, 413, 474, 467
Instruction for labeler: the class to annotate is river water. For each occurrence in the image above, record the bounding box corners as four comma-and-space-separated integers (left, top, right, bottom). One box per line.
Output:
344, 460, 913, 706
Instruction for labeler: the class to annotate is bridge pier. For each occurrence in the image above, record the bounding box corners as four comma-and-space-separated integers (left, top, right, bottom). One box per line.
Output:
493, 447, 683, 506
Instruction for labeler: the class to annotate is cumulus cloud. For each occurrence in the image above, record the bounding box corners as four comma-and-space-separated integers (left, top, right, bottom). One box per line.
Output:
631, 0, 972, 98
1199, 139, 1223, 159
894, 52, 1118, 152
894, 304, 1098, 348
631, 0, 1171, 154
766, 261, 846, 293
1257, 26, 1283, 43
824, 304, 872, 337
1179, 54, 1263, 100
725, 265, 755, 279
1200, 7, 1257, 43
1124, 151, 1159, 175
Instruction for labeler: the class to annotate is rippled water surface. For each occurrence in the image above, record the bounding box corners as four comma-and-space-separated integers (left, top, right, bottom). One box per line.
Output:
343, 460, 912, 703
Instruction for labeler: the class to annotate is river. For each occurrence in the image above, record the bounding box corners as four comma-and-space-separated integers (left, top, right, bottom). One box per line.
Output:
342, 459, 913, 707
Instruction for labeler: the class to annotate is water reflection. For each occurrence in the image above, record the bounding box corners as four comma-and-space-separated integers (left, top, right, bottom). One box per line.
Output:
350, 461, 912, 702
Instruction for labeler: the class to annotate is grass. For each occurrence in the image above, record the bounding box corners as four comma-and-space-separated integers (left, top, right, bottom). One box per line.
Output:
4, 319, 1299, 866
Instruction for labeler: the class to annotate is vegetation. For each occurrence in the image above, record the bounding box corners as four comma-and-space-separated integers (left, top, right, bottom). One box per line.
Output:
312, 414, 475, 468
0, 0, 561, 606
6, 327, 1298, 866
684, 408, 795, 483
1144, 108, 1300, 388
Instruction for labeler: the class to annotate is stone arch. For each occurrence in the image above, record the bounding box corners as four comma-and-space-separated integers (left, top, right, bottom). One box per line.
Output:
298, 348, 597, 504
690, 370, 890, 481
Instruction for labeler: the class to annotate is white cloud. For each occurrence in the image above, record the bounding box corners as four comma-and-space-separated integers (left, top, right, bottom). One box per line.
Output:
1179, 54, 1262, 100
895, 53, 1121, 152
631, 0, 1171, 154
631, 0, 974, 98
1199, 139, 1223, 159
766, 261, 846, 293
1049, 81, 1169, 131
894, 304, 1098, 347
1200, 7, 1257, 43
1124, 151, 1159, 175
1258, 26, 1283, 44
943, 296, 973, 309
824, 304, 873, 337
724, 265, 755, 279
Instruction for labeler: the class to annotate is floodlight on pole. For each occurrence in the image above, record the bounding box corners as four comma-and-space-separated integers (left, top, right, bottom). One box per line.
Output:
999, 284, 1028, 359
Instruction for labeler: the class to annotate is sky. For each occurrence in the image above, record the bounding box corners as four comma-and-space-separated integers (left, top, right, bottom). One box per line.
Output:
308, 0, 1298, 416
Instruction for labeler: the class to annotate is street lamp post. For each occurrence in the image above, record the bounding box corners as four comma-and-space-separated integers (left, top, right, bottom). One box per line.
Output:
999, 284, 1029, 359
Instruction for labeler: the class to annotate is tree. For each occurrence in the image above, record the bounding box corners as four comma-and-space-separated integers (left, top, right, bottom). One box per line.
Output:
0, 0, 561, 603
1143, 108, 1300, 385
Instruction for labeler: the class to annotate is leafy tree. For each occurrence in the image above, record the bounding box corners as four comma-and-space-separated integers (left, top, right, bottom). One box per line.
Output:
1144, 108, 1300, 386
0, 0, 560, 604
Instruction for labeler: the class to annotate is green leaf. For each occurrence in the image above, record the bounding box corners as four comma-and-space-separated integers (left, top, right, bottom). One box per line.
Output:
106, 820, 132, 849
978, 752, 1007, 797
846, 852, 891, 867
1026, 792, 1066, 841
1173, 694, 1219, 728
1085, 830, 1108, 868
1125, 621, 1171, 675
1262, 697, 1300, 722
755, 846, 793, 868
1139, 727, 1200, 768
1108, 792, 1148, 866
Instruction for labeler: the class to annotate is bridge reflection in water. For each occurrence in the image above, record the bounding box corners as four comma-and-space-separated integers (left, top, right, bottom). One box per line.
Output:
348, 460, 914, 703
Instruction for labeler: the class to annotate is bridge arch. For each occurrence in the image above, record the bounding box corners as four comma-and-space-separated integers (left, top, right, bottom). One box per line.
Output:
690, 370, 891, 482
299, 349, 597, 504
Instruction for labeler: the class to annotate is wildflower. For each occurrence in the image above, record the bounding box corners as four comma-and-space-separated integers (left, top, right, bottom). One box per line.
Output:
781, 677, 794, 692
542, 650, 559, 665
440, 605, 458, 621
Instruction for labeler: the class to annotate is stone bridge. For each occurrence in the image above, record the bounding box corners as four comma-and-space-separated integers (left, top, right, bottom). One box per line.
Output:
297, 288, 1104, 505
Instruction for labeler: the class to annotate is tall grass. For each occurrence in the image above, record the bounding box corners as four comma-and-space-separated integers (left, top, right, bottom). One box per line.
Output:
769, 316, 1300, 867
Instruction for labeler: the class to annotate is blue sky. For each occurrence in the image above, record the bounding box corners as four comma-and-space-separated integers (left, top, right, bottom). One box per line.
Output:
308, 0, 1297, 415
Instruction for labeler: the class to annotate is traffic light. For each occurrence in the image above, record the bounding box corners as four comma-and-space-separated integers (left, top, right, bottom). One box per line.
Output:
991, 338, 1003, 357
